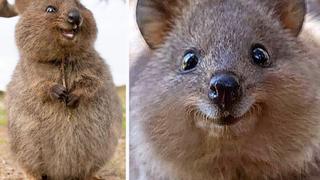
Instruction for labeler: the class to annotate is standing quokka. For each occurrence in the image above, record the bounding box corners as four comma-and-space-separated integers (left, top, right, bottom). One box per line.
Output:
5, 0, 122, 179
130, 0, 320, 179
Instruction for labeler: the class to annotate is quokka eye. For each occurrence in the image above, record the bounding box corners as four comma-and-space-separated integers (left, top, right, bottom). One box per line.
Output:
46, 5, 57, 13
181, 49, 200, 72
251, 44, 271, 67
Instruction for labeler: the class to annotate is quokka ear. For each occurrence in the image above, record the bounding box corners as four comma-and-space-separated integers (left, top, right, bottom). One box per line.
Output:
136, 0, 183, 49
267, 0, 306, 36
0, 0, 18, 17
15, 0, 33, 14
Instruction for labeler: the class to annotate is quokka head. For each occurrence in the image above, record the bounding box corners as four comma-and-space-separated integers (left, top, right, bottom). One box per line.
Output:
15, 0, 97, 61
136, 0, 320, 142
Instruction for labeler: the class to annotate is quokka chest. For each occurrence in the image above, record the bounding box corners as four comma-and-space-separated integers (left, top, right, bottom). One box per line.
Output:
36, 59, 85, 91
59, 60, 82, 91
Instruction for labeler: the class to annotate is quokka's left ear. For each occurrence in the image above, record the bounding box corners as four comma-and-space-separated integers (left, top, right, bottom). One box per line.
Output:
0, 0, 18, 17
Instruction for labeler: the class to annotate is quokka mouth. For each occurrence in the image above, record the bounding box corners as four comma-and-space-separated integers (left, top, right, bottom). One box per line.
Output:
214, 115, 243, 126
195, 102, 261, 127
60, 25, 80, 40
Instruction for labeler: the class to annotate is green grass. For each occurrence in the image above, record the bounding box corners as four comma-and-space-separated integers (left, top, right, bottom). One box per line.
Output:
0, 87, 126, 128
0, 108, 6, 126
116, 86, 126, 130
0, 92, 6, 126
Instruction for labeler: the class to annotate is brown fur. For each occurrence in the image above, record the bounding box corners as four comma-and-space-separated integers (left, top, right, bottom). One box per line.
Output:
15, 0, 32, 14
5, 0, 122, 179
130, 0, 320, 179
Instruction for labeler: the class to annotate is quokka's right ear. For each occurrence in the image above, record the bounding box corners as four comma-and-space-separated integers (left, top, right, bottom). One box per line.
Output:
136, 0, 185, 49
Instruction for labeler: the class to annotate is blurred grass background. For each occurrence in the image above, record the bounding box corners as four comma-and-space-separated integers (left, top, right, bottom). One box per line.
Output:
117, 86, 126, 130
0, 91, 6, 127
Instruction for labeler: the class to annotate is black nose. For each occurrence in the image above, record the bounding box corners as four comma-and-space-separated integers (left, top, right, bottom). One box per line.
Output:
208, 73, 241, 111
68, 9, 82, 26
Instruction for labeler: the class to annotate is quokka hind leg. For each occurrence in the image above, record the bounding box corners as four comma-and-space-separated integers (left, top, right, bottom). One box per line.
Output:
24, 172, 42, 180
89, 175, 104, 180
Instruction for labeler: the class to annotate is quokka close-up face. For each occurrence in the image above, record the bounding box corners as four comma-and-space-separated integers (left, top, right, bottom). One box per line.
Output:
130, 0, 320, 179
136, 0, 316, 137
15, 0, 97, 61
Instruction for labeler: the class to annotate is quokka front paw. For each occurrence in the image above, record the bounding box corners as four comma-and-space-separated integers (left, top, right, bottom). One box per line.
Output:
49, 84, 67, 102
66, 93, 81, 109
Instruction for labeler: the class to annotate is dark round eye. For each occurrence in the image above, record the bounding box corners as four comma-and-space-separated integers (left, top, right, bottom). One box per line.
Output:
251, 44, 271, 67
181, 49, 199, 72
46, 5, 57, 13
